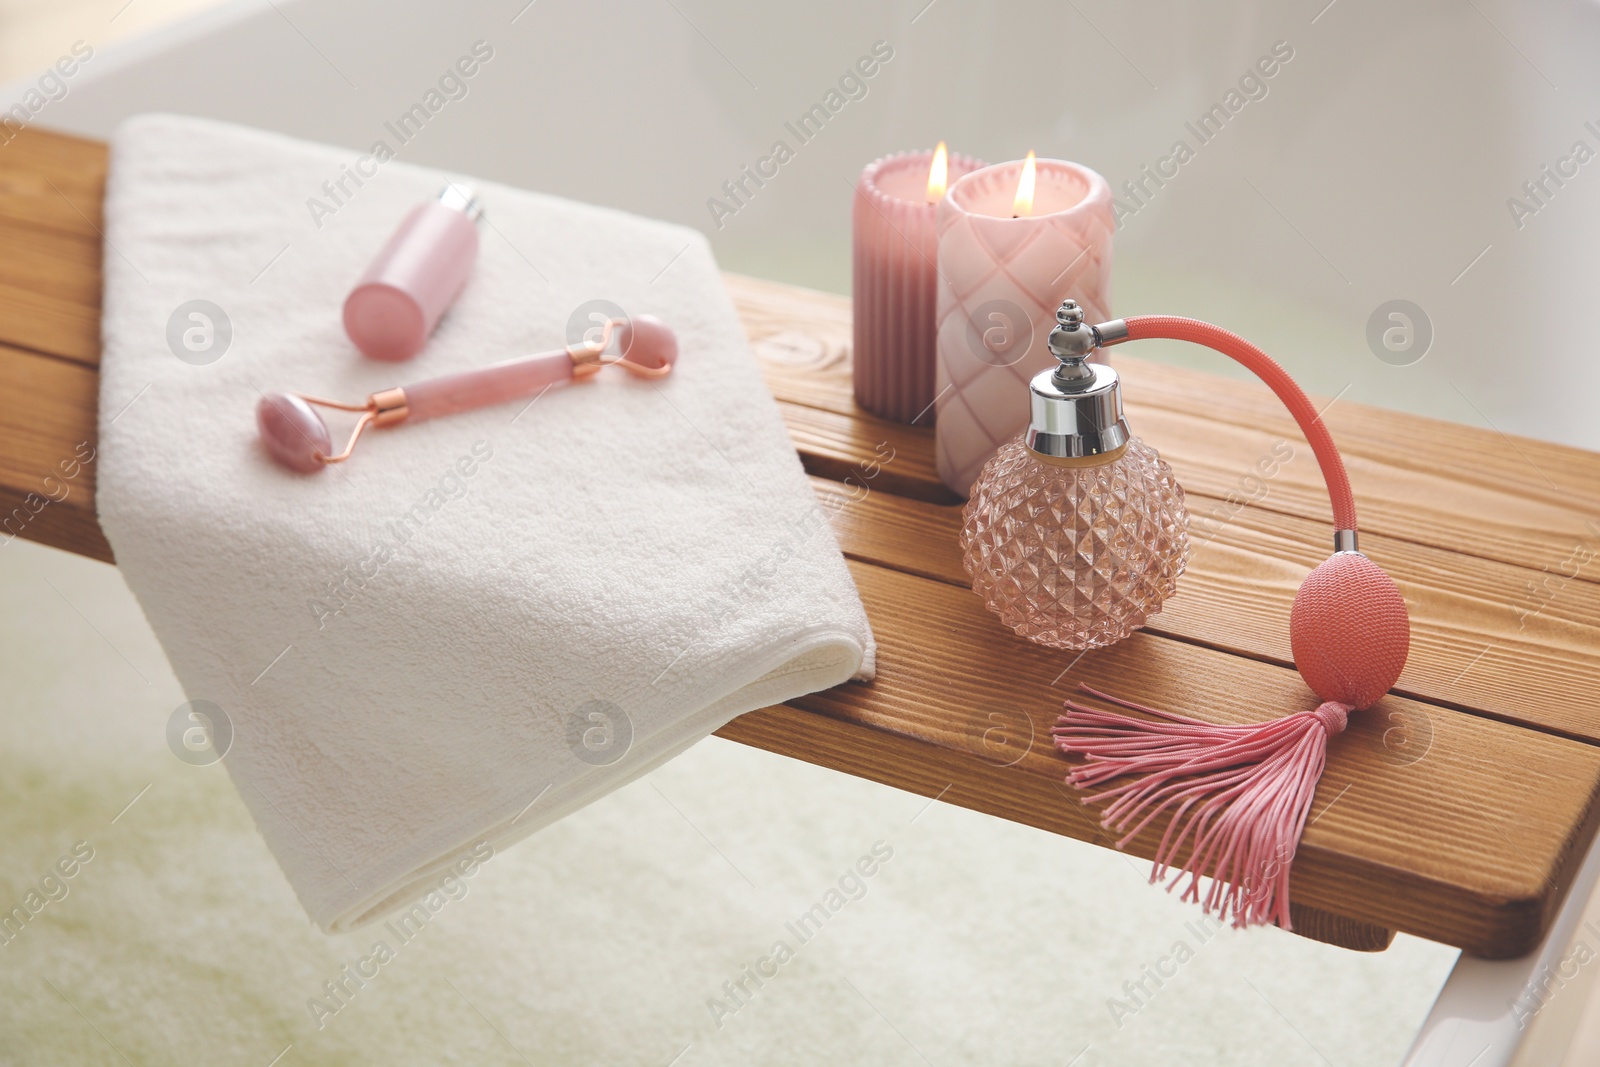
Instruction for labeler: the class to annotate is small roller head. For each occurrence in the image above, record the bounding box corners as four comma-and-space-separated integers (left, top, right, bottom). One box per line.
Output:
257, 393, 332, 473
615, 313, 678, 372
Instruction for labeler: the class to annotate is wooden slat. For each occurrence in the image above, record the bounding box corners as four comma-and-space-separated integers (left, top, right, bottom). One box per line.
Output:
719, 704, 1399, 954
0, 140, 106, 366
0, 344, 109, 561
1121, 358, 1600, 570
1284, 905, 1395, 953
811, 475, 1600, 746
787, 384, 1600, 589
729, 273, 1600, 580
0, 218, 102, 306
719, 559, 1600, 958
784, 402, 955, 504
0, 132, 106, 242
0, 278, 101, 365
1126, 394, 1600, 586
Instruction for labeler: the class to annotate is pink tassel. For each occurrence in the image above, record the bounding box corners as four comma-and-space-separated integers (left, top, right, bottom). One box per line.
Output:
1052, 685, 1349, 931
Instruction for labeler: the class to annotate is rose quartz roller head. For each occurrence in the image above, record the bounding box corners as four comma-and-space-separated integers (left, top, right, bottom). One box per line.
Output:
343, 184, 483, 362
257, 315, 678, 473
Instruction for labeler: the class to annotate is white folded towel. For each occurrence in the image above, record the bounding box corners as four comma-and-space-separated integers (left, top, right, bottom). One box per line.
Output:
97, 114, 874, 932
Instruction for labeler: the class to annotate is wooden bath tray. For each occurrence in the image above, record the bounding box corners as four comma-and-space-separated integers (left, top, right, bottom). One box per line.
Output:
5, 127, 1600, 957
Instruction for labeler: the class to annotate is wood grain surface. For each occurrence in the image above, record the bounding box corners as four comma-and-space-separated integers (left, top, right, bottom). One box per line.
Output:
5, 126, 1600, 957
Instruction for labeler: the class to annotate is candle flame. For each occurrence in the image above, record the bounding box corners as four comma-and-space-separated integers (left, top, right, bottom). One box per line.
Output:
1013, 150, 1037, 217
926, 141, 949, 203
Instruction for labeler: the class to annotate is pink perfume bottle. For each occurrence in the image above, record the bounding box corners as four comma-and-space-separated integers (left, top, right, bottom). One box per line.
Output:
960, 301, 1188, 649
343, 184, 483, 361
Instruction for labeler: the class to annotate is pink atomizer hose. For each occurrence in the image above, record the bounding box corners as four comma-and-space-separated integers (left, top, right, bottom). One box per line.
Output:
1048, 313, 1411, 931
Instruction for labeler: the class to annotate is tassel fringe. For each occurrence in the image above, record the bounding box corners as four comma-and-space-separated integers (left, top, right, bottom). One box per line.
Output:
1052, 685, 1349, 930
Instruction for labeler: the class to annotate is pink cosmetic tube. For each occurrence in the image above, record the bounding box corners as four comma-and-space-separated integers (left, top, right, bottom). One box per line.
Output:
343, 184, 483, 362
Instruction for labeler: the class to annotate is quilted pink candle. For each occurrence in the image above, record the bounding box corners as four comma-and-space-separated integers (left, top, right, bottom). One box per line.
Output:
934, 154, 1114, 496
852, 144, 985, 424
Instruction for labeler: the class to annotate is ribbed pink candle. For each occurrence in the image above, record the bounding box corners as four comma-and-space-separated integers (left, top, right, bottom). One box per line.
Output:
934, 158, 1114, 496
852, 148, 985, 424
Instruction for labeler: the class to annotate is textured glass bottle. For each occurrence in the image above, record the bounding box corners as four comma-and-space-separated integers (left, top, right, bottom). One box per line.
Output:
960, 302, 1189, 649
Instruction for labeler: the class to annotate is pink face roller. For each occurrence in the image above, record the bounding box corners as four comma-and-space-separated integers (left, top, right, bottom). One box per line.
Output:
257, 315, 678, 473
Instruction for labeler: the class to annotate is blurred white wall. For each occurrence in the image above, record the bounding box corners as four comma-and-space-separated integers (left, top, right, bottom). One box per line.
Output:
6, 0, 1600, 448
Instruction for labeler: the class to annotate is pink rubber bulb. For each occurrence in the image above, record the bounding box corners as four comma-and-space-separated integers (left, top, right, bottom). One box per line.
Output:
615, 314, 678, 371
257, 393, 332, 473
1290, 552, 1410, 710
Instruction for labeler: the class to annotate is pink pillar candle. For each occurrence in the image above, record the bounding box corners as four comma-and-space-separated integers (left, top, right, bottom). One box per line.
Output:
852, 148, 985, 424
934, 158, 1114, 496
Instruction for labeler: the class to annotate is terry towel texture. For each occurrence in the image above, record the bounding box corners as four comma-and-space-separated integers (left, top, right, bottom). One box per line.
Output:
97, 114, 874, 932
